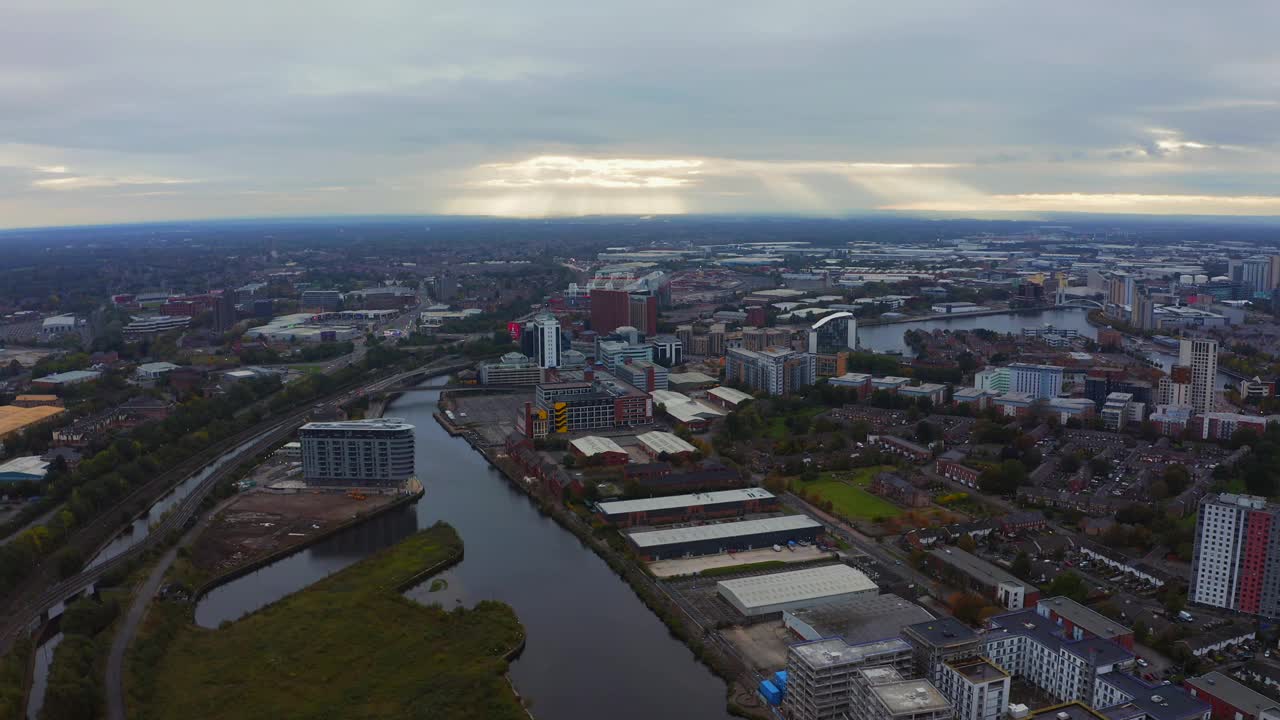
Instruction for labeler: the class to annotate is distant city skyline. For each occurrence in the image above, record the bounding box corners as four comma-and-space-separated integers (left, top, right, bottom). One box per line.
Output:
3, 1, 1279, 227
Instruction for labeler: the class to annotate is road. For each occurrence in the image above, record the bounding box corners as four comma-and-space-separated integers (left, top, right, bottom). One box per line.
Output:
104, 496, 231, 720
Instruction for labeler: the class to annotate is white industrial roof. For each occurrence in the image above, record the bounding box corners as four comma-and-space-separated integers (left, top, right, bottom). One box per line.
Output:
628, 515, 821, 548
0, 455, 49, 476
569, 435, 627, 457
635, 431, 697, 456
650, 390, 726, 424
716, 564, 876, 609
707, 386, 753, 405
598, 488, 775, 516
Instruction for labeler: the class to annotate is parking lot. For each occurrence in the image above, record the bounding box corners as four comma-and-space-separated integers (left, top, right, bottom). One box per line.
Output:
447, 391, 529, 444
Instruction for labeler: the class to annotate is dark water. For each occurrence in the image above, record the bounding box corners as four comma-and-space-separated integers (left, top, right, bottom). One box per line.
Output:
195, 378, 733, 720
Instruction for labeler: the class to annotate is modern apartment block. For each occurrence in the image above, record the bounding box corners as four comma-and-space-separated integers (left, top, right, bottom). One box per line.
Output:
1009, 363, 1064, 399
1179, 338, 1219, 415
299, 418, 415, 487
985, 608, 1134, 706
782, 637, 914, 720
807, 312, 858, 354
936, 657, 1010, 720
901, 617, 985, 687
725, 346, 815, 396
848, 666, 952, 720
1190, 493, 1280, 617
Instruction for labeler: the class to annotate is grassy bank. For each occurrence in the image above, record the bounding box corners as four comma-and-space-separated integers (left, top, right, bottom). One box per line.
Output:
135, 523, 526, 720
793, 466, 903, 520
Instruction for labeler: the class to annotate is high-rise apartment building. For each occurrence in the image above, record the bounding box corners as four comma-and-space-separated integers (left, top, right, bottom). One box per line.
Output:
1178, 338, 1219, 415
1009, 363, 1064, 399
1190, 493, 1280, 617
807, 312, 858, 354
1157, 365, 1193, 407
299, 418, 415, 487
708, 323, 727, 356
1241, 258, 1273, 296
628, 294, 658, 335
725, 346, 814, 396
212, 289, 238, 333
531, 314, 562, 369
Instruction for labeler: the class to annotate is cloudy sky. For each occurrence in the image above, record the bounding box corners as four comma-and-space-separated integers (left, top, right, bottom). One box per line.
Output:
3, 0, 1279, 227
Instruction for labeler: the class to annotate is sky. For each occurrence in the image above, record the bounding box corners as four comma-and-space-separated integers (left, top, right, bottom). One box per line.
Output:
2, 0, 1280, 227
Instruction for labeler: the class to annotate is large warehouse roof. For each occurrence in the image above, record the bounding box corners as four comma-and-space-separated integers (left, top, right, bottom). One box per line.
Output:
569, 435, 627, 457
627, 515, 821, 548
598, 488, 774, 516
717, 564, 876, 610
707, 386, 754, 405
635, 431, 697, 456
0, 405, 65, 437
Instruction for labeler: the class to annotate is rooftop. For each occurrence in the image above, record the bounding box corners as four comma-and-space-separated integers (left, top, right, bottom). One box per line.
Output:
1098, 671, 1210, 720
34, 370, 101, 384
947, 656, 1009, 682
0, 405, 65, 436
569, 435, 627, 457
0, 455, 49, 477
707, 386, 754, 404
789, 636, 913, 670
635, 431, 697, 456
1186, 672, 1280, 716
717, 564, 877, 609
904, 617, 978, 648
1029, 702, 1112, 720
1038, 596, 1132, 640
872, 678, 952, 716
785, 593, 933, 644
627, 515, 822, 548
597, 488, 775, 516
299, 417, 414, 432
928, 546, 1025, 588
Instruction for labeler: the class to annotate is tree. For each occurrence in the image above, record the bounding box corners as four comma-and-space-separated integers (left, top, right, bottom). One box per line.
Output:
958, 533, 977, 553
1162, 464, 1191, 496
1011, 551, 1032, 581
1044, 571, 1088, 602
916, 420, 936, 444
949, 592, 989, 626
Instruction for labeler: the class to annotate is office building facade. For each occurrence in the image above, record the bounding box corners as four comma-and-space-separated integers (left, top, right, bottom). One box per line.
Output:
299, 418, 415, 487
1009, 363, 1064, 399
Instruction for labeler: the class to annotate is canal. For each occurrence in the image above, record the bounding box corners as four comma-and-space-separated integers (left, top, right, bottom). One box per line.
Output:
195, 377, 734, 720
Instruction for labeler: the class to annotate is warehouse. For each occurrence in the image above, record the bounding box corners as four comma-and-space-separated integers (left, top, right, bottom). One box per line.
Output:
717, 564, 878, 617
569, 436, 629, 465
635, 430, 697, 460
596, 487, 778, 527
783, 593, 934, 643
626, 515, 823, 560
0, 404, 65, 441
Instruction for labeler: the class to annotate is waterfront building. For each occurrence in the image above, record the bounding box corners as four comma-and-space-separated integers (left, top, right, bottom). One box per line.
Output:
807, 311, 858, 354
479, 353, 545, 386
783, 638, 915, 720
626, 515, 822, 560
1190, 493, 1280, 617
299, 418, 415, 487
535, 377, 652, 434
1179, 338, 1219, 415
595, 487, 778, 527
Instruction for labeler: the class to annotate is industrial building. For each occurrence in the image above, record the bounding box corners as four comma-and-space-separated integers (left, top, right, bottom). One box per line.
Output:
705, 386, 754, 409
299, 417, 415, 487
716, 564, 877, 617
0, 405, 65, 442
649, 389, 725, 430
31, 370, 102, 389
244, 313, 361, 344
634, 430, 697, 459
783, 593, 933, 644
626, 515, 822, 560
568, 436, 629, 464
595, 487, 778, 527
0, 456, 50, 483
534, 378, 652, 434
783, 637, 915, 720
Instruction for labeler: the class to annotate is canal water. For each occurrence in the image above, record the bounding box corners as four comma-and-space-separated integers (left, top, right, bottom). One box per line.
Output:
195, 377, 734, 720
87, 434, 267, 569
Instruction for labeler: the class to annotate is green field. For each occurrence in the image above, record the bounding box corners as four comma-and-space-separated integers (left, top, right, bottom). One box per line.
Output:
141, 523, 526, 720
765, 407, 826, 440
796, 466, 902, 520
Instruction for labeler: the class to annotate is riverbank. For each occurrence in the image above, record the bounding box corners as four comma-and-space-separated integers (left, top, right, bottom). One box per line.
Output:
189, 480, 425, 607
137, 523, 528, 720
859, 304, 1050, 327
432, 409, 769, 719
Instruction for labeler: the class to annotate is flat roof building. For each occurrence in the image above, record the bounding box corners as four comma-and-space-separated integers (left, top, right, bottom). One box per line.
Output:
596, 487, 778, 527
705, 385, 754, 409
717, 564, 877, 617
0, 456, 50, 483
1037, 596, 1133, 648
568, 436, 629, 464
784, 593, 934, 644
32, 370, 101, 388
784, 637, 916, 720
850, 666, 953, 720
299, 417, 415, 487
635, 430, 697, 458
627, 515, 822, 560
1185, 672, 1280, 720
928, 546, 1037, 610
0, 405, 65, 440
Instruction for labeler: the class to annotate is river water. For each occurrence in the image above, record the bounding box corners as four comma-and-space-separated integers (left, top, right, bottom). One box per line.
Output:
855, 307, 1096, 354
195, 377, 734, 720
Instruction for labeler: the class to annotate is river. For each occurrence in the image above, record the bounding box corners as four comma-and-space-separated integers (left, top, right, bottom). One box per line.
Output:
856, 307, 1096, 354
194, 377, 734, 720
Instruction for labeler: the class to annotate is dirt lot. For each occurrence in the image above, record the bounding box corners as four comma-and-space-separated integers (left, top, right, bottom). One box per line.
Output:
649, 546, 834, 578
721, 622, 794, 672
191, 490, 399, 577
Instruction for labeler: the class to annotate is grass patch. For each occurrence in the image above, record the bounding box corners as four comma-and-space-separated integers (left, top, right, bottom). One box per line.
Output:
138, 523, 525, 720
698, 560, 788, 578
794, 468, 903, 521
765, 407, 825, 441
428, 578, 448, 592
817, 465, 893, 487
